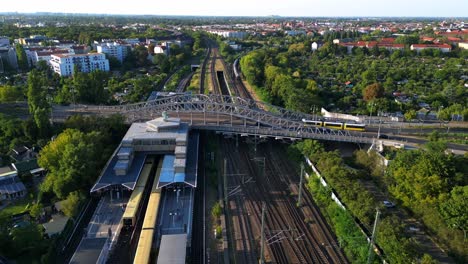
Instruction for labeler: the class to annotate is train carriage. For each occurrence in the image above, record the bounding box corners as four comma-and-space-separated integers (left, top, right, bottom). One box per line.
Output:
343, 123, 366, 131
122, 157, 155, 227
323, 121, 344, 130
133, 158, 164, 264
302, 118, 366, 131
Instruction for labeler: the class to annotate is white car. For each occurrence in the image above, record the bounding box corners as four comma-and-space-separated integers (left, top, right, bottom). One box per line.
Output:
383, 200, 396, 208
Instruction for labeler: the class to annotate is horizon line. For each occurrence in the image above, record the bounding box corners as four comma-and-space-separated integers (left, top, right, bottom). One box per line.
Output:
1, 12, 467, 19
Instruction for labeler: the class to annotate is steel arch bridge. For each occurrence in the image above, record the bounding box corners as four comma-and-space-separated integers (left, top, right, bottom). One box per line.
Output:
54, 94, 378, 144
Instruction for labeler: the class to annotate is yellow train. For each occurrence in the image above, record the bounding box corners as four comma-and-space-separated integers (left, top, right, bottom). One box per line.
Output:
133, 158, 163, 264
301, 119, 366, 131
122, 157, 156, 227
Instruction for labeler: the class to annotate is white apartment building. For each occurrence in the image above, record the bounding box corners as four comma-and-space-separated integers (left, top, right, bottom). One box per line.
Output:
97, 42, 130, 62
210, 30, 248, 39
458, 42, 468, 50
50, 53, 110, 76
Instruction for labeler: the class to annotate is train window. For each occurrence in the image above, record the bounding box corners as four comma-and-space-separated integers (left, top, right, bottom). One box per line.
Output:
345, 124, 365, 128
324, 122, 343, 128
123, 218, 133, 226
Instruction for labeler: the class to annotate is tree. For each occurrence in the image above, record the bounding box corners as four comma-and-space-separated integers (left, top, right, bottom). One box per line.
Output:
133, 45, 149, 67
395, 35, 419, 45
404, 109, 417, 121
29, 203, 43, 219
147, 43, 155, 55
27, 70, 48, 114
439, 186, 468, 239
34, 107, 50, 137
420, 254, 438, 264
9, 223, 45, 256
38, 129, 104, 199
363, 83, 384, 101
240, 50, 266, 86
78, 32, 92, 46
26, 70, 50, 137
0, 85, 23, 102
72, 70, 109, 104
376, 216, 417, 263
153, 53, 170, 73
61, 191, 82, 218
15, 44, 29, 71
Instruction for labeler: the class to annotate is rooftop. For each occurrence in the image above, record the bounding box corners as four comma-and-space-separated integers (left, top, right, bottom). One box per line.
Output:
69, 238, 107, 264
157, 234, 187, 264
122, 117, 188, 142
52, 53, 105, 58
0, 166, 15, 177
157, 132, 198, 188
90, 152, 146, 193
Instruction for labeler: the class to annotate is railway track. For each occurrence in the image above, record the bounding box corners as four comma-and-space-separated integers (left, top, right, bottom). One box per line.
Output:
190, 135, 206, 264
210, 48, 222, 95
230, 59, 253, 100
220, 137, 348, 264
199, 46, 211, 94
222, 139, 258, 264
176, 72, 194, 93
266, 143, 348, 264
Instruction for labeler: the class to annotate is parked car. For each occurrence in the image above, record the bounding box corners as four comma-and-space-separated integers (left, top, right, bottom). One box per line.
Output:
383, 200, 396, 208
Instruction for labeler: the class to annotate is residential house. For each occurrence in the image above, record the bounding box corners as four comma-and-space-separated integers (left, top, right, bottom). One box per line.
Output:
311, 41, 323, 51
0, 166, 27, 201
9, 146, 38, 162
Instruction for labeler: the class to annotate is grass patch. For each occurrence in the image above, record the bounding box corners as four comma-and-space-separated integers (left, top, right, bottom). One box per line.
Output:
307, 176, 371, 263
0, 197, 35, 219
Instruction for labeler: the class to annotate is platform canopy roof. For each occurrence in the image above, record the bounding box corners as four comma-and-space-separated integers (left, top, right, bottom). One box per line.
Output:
90, 152, 146, 193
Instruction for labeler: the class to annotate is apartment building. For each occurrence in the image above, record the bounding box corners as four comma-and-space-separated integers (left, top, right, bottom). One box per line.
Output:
410, 44, 452, 53
50, 53, 109, 76
209, 30, 248, 39
97, 42, 131, 62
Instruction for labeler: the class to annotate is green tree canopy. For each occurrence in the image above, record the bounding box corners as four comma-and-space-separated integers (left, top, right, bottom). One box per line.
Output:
439, 186, 468, 233
61, 191, 83, 218
38, 129, 105, 199
0, 85, 23, 102
15, 44, 29, 71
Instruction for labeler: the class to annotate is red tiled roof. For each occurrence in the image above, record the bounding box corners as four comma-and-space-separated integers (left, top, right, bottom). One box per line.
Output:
412, 44, 451, 48
447, 37, 462, 42
377, 43, 405, 48
421, 36, 435, 42
436, 31, 468, 36
380, 38, 395, 44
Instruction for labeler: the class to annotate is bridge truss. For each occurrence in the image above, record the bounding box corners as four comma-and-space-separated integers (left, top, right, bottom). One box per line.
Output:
55, 94, 375, 144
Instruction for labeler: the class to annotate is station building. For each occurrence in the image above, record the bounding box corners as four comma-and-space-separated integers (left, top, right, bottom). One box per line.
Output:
72, 114, 198, 264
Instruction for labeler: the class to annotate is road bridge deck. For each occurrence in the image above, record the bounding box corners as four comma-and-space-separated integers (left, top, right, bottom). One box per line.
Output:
50, 94, 467, 151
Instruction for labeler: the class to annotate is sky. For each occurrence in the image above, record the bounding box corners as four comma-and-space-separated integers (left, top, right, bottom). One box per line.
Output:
2, 0, 467, 17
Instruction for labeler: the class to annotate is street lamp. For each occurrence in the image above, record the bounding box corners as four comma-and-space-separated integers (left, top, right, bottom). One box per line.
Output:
368, 101, 375, 125
46, 94, 53, 123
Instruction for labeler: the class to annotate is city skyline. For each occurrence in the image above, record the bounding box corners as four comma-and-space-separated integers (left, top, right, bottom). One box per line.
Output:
2, 0, 468, 18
